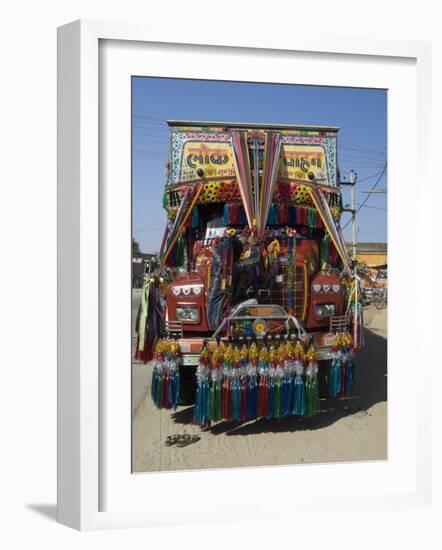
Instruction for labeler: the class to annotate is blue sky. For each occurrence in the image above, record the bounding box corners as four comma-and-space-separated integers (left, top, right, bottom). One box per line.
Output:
132, 77, 387, 253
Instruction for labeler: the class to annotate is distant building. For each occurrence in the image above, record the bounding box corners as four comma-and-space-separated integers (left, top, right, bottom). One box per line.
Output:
348, 242, 387, 269
132, 252, 156, 287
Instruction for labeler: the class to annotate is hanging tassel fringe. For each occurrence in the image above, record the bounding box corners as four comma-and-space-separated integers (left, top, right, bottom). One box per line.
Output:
150, 336, 357, 427
190, 340, 326, 428
151, 339, 181, 410
304, 345, 319, 416
194, 348, 210, 427
329, 332, 355, 397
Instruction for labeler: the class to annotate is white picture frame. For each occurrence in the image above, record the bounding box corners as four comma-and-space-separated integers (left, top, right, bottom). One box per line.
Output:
57, 19, 433, 531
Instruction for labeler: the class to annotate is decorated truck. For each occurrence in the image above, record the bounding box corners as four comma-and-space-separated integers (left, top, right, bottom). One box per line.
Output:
135, 121, 363, 427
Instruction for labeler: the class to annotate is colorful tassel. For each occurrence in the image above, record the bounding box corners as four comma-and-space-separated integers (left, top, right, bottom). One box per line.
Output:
185, 338, 355, 429
246, 343, 259, 419
304, 345, 319, 416
194, 348, 211, 427
209, 346, 223, 422
150, 339, 181, 410
258, 346, 270, 418
330, 332, 355, 397
291, 341, 306, 415
293, 361, 306, 415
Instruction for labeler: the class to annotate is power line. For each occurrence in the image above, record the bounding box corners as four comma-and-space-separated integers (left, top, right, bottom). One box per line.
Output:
340, 141, 386, 155
354, 170, 385, 183
355, 203, 387, 212
342, 162, 387, 230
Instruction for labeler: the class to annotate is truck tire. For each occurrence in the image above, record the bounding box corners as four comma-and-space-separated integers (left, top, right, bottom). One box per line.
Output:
179, 365, 197, 405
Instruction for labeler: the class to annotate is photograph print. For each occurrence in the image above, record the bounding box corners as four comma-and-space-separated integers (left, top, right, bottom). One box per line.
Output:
131, 77, 387, 472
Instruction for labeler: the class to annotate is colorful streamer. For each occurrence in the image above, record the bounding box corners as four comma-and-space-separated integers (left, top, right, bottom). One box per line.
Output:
231, 131, 255, 229
258, 132, 282, 236
307, 186, 351, 276
161, 184, 203, 266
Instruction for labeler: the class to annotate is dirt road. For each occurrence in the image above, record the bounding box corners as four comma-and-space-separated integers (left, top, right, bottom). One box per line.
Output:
132, 298, 387, 472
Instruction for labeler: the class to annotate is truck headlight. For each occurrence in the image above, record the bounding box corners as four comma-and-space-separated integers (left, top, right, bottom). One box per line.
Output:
176, 307, 199, 321
315, 303, 336, 318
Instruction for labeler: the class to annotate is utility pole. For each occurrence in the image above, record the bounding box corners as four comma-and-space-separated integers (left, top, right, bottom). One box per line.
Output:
341, 169, 357, 259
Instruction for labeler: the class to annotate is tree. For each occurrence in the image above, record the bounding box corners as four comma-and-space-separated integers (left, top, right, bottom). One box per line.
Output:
132, 237, 140, 254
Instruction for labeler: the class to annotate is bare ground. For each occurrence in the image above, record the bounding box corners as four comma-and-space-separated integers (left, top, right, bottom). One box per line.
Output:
132, 301, 387, 472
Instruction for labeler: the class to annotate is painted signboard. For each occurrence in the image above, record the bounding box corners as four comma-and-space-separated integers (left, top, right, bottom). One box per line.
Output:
180, 140, 236, 181
169, 127, 338, 187
279, 144, 327, 183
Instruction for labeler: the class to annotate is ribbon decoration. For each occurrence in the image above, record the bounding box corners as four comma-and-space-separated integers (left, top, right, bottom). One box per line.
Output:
231, 131, 255, 229
306, 186, 351, 276
137, 277, 152, 356
135, 276, 164, 363
252, 139, 260, 229
160, 184, 203, 266
345, 275, 364, 351
258, 132, 282, 237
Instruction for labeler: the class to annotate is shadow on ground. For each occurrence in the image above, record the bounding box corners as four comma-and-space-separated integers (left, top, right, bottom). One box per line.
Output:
171, 328, 387, 436
25, 504, 57, 522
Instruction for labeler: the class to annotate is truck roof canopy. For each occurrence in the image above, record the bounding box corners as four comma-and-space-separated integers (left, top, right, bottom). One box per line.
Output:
167, 120, 339, 132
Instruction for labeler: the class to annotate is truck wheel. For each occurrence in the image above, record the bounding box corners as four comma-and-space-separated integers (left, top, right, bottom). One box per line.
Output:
179, 365, 197, 405
318, 360, 331, 398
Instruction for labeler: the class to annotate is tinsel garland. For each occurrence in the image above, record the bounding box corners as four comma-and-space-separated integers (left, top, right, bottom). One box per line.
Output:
339, 332, 355, 396
247, 343, 259, 419
209, 345, 223, 422
151, 339, 181, 410
328, 332, 355, 397
258, 346, 270, 418
194, 348, 211, 427
192, 340, 320, 428
291, 341, 306, 415
304, 345, 319, 416
221, 344, 233, 420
